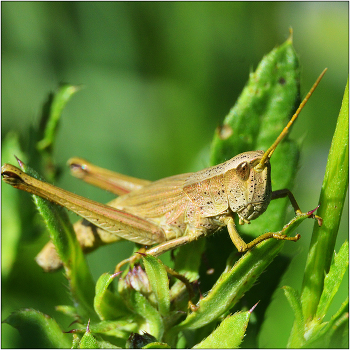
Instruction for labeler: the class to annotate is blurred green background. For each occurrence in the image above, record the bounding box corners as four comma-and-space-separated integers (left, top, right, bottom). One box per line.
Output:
2, 2, 348, 348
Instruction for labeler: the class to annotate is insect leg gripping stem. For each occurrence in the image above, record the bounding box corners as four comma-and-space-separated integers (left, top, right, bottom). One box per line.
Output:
271, 189, 301, 213
272, 189, 322, 224
225, 216, 301, 253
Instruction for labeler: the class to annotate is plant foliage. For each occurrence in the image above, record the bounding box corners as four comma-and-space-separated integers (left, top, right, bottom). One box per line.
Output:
2, 36, 348, 348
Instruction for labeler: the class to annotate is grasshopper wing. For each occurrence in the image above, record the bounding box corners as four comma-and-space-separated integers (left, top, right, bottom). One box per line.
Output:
115, 173, 191, 225
183, 164, 228, 216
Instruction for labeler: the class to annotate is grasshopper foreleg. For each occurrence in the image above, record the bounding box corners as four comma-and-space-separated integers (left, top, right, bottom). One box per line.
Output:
272, 189, 322, 224
271, 189, 301, 213
226, 187, 323, 252
225, 216, 301, 253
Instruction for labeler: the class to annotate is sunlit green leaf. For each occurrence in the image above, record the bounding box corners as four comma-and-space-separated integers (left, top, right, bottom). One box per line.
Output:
4, 308, 71, 348
37, 84, 81, 152
193, 309, 253, 349
316, 240, 349, 319
1, 132, 26, 278
94, 273, 130, 320
143, 255, 170, 317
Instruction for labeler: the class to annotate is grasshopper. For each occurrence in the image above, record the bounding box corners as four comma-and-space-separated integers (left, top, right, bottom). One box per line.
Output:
1, 69, 326, 274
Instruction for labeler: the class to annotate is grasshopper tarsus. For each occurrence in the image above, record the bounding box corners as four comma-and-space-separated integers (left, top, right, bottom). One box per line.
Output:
305, 205, 323, 226
315, 215, 323, 227
271, 233, 301, 242
188, 301, 199, 312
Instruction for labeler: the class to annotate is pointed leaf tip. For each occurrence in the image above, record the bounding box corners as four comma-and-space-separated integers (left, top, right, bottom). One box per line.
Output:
249, 301, 260, 313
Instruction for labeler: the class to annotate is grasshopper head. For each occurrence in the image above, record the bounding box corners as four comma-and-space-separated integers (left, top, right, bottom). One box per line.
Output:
225, 150, 272, 222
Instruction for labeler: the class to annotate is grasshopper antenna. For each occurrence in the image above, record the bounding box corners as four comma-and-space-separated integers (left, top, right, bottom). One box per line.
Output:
255, 68, 327, 171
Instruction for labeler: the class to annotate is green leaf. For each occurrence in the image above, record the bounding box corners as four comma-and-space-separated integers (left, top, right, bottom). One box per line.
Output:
79, 333, 98, 349
72, 334, 81, 349
288, 80, 349, 348
94, 273, 130, 320
68, 319, 138, 341
210, 32, 300, 236
316, 240, 349, 319
143, 342, 171, 349
303, 297, 349, 348
17, 161, 96, 321
282, 286, 304, 348
119, 274, 164, 341
171, 34, 305, 344
94, 339, 121, 349
326, 301, 349, 348
69, 320, 128, 348
131, 291, 164, 341
4, 308, 71, 348
174, 235, 206, 281
142, 255, 171, 317
37, 84, 81, 152
88, 320, 138, 339
211, 32, 299, 166
79, 323, 99, 349
193, 307, 254, 349
172, 212, 312, 333
299, 80, 349, 320
1, 132, 27, 278
204, 37, 303, 336
55, 305, 79, 318
204, 35, 306, 347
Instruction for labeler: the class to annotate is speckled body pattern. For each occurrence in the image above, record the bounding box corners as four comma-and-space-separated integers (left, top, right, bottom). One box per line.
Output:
109, 150, 272, 245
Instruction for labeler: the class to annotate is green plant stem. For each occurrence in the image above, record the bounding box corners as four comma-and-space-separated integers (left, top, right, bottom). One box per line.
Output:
299, 80, 349, 321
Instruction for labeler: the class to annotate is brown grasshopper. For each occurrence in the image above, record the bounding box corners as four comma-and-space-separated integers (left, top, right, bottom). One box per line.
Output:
1, 69, 326, 274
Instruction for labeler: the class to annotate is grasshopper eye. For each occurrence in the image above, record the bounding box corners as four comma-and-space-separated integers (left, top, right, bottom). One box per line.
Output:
236, 161, 250, 180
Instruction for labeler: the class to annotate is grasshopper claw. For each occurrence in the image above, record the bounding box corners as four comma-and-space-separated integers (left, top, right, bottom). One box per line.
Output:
306, 205, 323, 226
